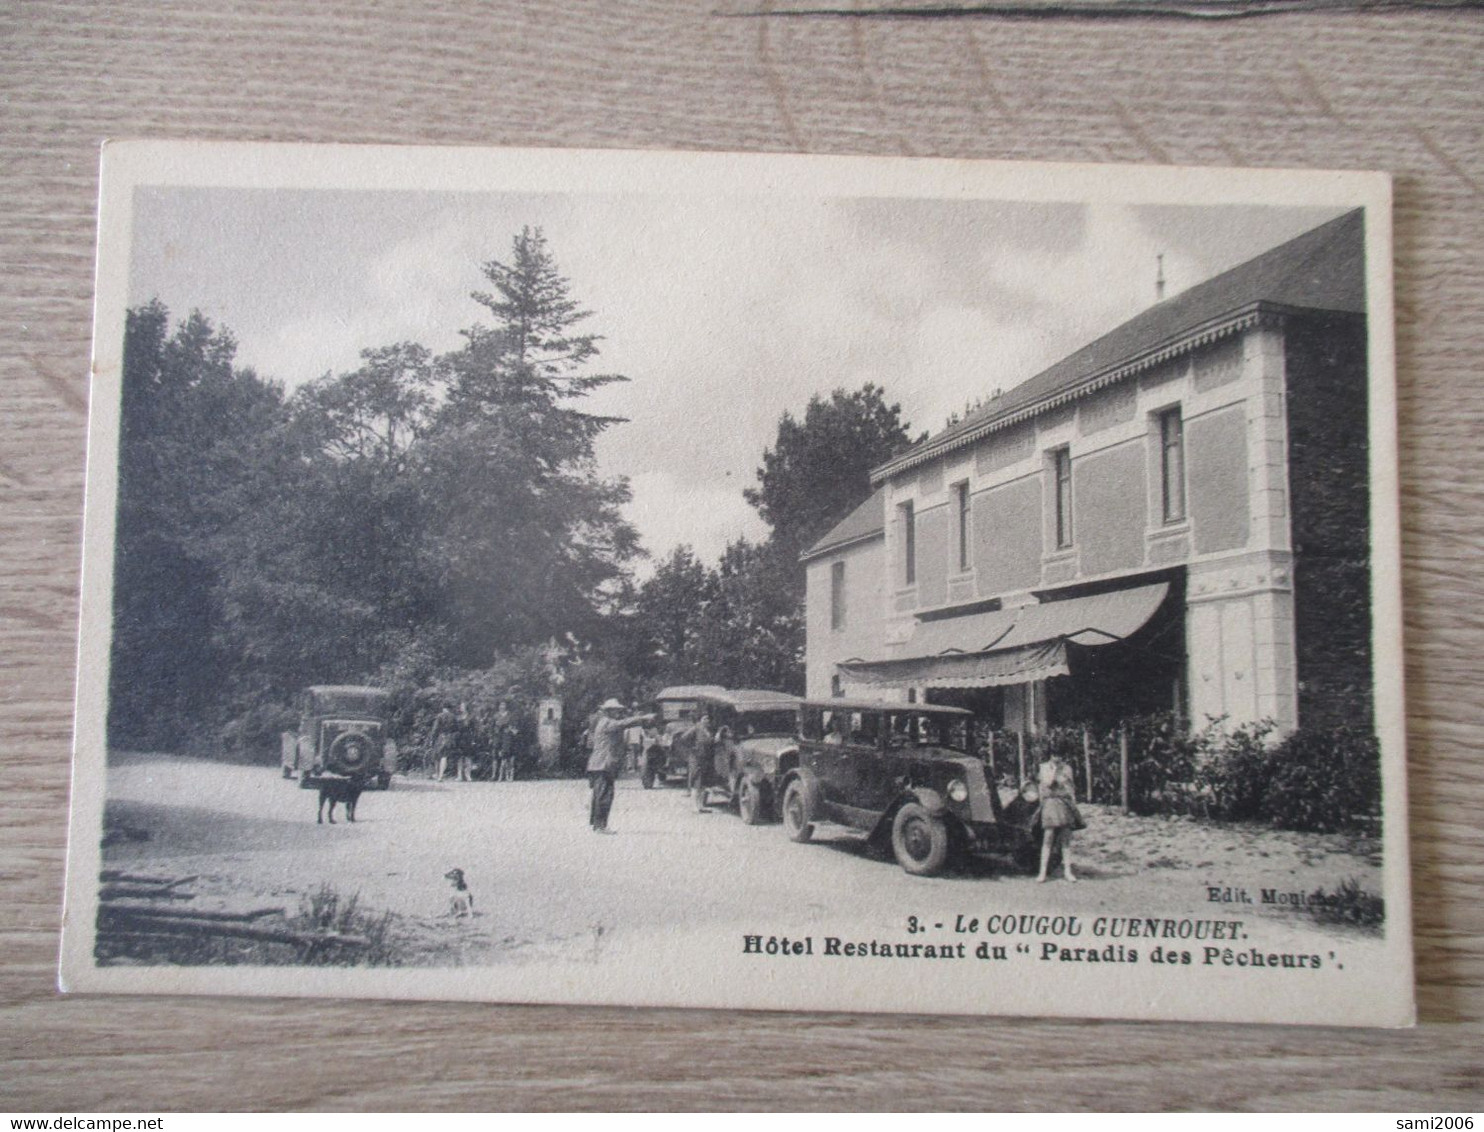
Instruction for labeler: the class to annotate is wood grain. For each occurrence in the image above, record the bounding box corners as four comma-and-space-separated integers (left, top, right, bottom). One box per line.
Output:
3, 0, 1482, 1111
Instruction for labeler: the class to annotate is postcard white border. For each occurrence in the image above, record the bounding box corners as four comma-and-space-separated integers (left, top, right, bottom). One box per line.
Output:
63, 142, 1411, 1026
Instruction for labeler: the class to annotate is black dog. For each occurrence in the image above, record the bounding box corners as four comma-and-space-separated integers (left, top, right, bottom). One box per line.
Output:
317, 776, 364, 824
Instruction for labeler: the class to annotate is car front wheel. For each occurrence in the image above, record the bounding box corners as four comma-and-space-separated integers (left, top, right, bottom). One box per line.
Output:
739, 777, 767, 825
781, 779, 814, 843
892, 802, 950, 876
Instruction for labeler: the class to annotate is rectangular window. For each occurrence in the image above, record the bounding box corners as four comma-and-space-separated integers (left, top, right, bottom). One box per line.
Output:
1160, 407, 1186, 523
899, 500, 916, 585
830, 560, 847, 630
954, 481, 971, 572
1053, 448, 1074, 549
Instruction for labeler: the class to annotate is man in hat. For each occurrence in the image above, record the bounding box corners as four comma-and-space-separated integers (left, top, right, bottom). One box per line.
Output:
587, 698, 654, 833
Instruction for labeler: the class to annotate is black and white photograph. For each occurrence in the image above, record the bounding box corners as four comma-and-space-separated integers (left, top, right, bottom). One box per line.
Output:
62, 142, 1411, 1026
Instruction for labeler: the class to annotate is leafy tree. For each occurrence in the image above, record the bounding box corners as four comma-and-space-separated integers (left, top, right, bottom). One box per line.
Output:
293, 341, 436, 468
627, 545, 719, 685
696, 538, 805, 693
745, 383, 918, 565
616, 385, 917, 697
109, 301, 290, 748
205, 343, 443, 698
110, 228, 645, 754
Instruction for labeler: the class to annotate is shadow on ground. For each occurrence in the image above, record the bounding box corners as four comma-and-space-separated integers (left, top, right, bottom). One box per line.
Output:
103, 798, 359, 861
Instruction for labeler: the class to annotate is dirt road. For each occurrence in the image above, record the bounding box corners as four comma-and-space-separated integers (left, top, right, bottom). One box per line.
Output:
99, 754, 1383, 968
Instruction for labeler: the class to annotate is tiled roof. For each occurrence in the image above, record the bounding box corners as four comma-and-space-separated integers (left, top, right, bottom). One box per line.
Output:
801, 486, 885, 562
873, 209, 1366, 483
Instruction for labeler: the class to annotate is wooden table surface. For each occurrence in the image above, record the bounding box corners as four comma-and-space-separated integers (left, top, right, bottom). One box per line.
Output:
3, 1, 1482, 1112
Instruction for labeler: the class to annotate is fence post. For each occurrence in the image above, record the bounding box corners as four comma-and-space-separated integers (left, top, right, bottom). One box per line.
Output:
1016, 730, 1025, 788
1119, 726, 1130, 815
1082, 726, 1092, 804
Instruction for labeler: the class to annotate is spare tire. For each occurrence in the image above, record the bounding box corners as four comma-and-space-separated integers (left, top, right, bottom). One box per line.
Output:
327, 730, 377, 776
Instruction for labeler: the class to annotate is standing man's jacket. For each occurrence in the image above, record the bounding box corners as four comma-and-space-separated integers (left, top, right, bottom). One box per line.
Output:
587, 713, 649, 774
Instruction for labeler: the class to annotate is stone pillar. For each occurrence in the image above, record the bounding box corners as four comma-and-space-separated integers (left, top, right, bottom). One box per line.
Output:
537, 697, 563, 770
1245, 324, 1293, 554
1186, 552, 1298, 733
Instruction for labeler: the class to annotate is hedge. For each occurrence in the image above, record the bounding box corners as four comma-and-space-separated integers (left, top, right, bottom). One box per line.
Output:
985, 712, 1382, 835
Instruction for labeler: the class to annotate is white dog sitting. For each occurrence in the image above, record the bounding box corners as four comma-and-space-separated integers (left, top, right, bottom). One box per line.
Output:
444, 867, 474, 918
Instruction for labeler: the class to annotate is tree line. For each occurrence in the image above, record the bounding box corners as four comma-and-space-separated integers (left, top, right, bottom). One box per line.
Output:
109, 227, 918, 754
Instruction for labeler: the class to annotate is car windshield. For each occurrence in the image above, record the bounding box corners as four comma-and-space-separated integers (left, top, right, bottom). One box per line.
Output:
659, 702, 696, 723
884, 711, 971, 753
733, 710, 796, 737
311, 690, 387, 716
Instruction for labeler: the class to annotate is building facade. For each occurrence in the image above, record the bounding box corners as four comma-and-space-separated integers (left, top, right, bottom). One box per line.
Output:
803, 211, 1372, 737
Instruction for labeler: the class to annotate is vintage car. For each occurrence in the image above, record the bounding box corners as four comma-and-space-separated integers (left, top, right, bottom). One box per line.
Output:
640, 684, 727, 789
281, 684, 396, 790
777, 699, 1033, 876
689, 688, 801, 822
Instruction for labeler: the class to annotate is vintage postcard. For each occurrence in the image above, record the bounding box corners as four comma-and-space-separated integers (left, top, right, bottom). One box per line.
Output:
62, 142, 1412, 1025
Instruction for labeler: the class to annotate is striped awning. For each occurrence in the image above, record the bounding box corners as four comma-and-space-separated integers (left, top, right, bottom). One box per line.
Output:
839, 639, 1070, 690
837, 582, 1167, 690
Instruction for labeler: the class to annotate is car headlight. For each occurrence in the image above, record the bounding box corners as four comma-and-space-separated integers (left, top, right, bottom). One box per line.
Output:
946, 778, 969, 803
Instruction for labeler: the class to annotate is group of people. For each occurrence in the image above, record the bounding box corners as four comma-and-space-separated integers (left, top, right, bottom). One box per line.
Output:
428, 700, 520, 783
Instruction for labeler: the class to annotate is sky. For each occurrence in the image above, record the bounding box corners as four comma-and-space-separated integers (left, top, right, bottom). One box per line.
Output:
128, 184, 1344, 568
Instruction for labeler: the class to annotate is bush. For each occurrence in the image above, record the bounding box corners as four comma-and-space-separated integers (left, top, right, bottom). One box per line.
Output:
219, 701, 299, 763
1262, 725, 1381, 833
1193, 718, 1280, 821
297, 883, 396, 966
981, 728, 1022, 789
1306, 878, 1385, 930
1120, 712, 1201, 815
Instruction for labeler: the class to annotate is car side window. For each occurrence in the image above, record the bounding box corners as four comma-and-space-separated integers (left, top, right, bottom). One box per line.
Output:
802, 708, 825, 741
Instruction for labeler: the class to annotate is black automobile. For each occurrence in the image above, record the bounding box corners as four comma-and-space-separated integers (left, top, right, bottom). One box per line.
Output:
281, 684, 396, 790
689, 689, 801, 822
777, 699, 1033, 876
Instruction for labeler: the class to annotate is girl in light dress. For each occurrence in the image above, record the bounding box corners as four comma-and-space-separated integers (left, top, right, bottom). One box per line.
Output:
1036, 752, 1085, 883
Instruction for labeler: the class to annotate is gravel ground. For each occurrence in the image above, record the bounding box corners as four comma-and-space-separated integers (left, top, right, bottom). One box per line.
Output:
98, 753, 1386, 968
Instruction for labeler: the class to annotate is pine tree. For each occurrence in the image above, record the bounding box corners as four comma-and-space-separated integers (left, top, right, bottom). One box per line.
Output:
429, 227, 640, 664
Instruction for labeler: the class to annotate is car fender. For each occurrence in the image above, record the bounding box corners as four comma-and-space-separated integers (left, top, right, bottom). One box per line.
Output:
872, 787, 951, 845
907, 786, 949, 816
780, 764, 822, 806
